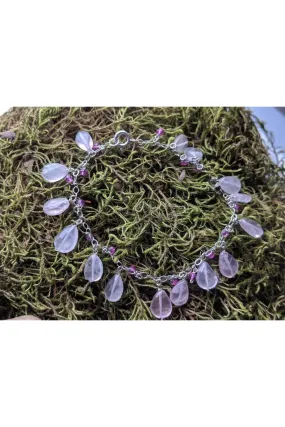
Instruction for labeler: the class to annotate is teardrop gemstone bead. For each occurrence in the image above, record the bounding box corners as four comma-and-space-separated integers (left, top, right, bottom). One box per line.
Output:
196, 262, 219, 290
239, 218, 264, 238
43, 197, 70, 216
170, 279, 189, 306
150, 290, 172, 319
173, 134, 188, 153
230, 193, 252, 203
42, 163, 69, 183
218, 176, 241, 194
84, 254, 103, 282
75, 131, 93, 152
104, 274, 124, 302
0, 131, 16, 139
219, 250, 239, 278
54, 224, 78, 253
185, 147, 203, 161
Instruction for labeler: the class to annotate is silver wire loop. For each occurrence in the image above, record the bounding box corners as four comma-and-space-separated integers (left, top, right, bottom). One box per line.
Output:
112, 130, 130, 146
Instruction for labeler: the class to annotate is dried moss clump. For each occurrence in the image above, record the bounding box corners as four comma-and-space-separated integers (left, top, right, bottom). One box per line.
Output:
0, 107, 284, 320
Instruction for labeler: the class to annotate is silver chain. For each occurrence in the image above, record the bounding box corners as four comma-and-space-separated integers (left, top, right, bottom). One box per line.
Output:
67, 130, 239, 286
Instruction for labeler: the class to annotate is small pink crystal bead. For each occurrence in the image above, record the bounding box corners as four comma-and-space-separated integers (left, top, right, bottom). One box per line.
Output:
86, 233, 93, 241
64, 174, 73, 184
234, 203, 241, 212
80, 169, 89, 177
93, 144, 100, 150
180, 161, 189, 166
77, 199, 85, 207
222, 228, 230, 238
171, 279, 179, 286
109, 246, 116, 256
128, 265, 136, 274
156, 128, 165, 136
206, 251, 215, 259
189, 272, 196, 282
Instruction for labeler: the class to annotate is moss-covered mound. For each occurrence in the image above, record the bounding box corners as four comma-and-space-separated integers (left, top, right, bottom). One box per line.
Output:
0, 107, 284, 320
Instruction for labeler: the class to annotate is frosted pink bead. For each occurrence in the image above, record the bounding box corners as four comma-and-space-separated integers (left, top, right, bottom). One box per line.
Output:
43, 197, 70, 216
84, 254, 103, 282
239, 218, 264, 238
75, 131, 93, 152
170, 279, 189, 306
0, 131, 16, 139
105, 274, 124, 302
230, 193, 252, 204
218, 176, 241, 194
54, 224, 78, 253
219, 250, 239, 278
196, 262, 219, 290
173, 134, 188, 153
150, 290, 172, 319
42, 163, 69, 183
185, 147, 203, 161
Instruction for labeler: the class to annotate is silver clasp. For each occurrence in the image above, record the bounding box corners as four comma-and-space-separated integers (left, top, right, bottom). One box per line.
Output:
110, 130, 130, 147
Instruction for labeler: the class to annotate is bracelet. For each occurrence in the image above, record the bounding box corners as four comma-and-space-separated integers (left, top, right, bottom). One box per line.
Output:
41, 128, 264, 319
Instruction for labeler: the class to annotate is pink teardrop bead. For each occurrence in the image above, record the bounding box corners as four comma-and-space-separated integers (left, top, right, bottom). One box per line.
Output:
239, 218, 264, 238
170, 279, 189, 306
219, 250, 239, 278
150, 290, 172, 319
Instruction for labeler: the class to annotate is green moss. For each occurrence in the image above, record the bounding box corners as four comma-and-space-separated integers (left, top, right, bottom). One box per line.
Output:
0, 107, 284, 320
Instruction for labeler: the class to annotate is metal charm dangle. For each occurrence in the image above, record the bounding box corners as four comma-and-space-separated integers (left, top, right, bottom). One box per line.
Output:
41, 127, 264, 320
